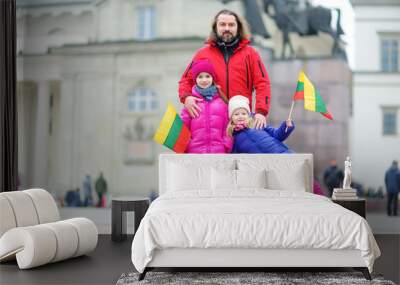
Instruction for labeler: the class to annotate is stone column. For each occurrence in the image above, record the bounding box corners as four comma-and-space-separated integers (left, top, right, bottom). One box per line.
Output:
32, 80, 50, 188
56, 74, 77, 193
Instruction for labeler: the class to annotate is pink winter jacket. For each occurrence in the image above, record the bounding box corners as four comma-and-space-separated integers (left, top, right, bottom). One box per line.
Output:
181, 86, 232, 153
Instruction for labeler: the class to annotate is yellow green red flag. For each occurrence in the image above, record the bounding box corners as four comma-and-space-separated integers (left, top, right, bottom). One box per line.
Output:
293, 71, 333, 120
153, 103, 191, 153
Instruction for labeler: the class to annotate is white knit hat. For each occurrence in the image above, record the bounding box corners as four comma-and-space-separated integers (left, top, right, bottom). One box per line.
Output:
228, 95, 250, 118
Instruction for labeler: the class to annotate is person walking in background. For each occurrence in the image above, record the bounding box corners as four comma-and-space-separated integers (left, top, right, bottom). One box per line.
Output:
385, 160, 400, 216
83, 174, 93, 207
179, 9, 271, 129
181, 59, 232, 153
65, 188, 81, 207
95, 172, 108, 207
323, 159, 344, 197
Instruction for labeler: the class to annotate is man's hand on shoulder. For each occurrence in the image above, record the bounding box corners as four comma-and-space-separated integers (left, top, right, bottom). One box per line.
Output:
184, 96, 202, 118
253, 113, 267, 129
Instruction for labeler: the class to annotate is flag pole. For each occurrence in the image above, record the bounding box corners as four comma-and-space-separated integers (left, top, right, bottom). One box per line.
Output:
285, 100, 295, 132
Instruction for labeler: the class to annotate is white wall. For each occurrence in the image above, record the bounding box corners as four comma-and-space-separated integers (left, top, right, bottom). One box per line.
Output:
351, 74, 400, 189
351, 3, 400, 190
353, 6, 400, 71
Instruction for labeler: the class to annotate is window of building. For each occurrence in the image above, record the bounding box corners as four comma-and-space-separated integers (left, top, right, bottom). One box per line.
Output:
127, 88, 157, 112
382, 107, 398, 135
381, 38, 399, 72
136, 6, 155, 40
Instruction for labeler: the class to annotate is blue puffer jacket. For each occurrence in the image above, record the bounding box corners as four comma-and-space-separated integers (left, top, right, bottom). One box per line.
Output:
232, 121, 295, 153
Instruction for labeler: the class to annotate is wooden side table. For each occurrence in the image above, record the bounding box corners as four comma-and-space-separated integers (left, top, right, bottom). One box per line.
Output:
112, 196, 150, 242
332, 198, 366, 218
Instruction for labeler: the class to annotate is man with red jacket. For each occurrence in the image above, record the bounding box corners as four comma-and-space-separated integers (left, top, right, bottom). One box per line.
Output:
179, 9, 271, 129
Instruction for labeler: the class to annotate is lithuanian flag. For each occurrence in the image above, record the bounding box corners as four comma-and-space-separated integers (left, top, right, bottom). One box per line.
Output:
153, 103, 191, 153
293, 71, 333, 120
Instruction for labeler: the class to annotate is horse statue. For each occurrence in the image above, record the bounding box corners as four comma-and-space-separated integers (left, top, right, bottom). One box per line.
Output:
221, 0, 271, 39
263, 0, 345, 59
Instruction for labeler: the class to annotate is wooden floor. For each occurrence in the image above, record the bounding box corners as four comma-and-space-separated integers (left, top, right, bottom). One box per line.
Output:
0, 234, 399, 285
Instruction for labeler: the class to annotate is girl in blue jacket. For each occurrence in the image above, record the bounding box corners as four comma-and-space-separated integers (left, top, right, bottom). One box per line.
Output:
227, 95, 295, 153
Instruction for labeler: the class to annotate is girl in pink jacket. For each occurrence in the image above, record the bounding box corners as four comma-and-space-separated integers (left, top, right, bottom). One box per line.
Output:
181, 60, 232, 153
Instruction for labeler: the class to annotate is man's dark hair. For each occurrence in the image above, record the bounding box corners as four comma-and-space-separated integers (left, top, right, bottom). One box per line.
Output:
208, 9, 251, 42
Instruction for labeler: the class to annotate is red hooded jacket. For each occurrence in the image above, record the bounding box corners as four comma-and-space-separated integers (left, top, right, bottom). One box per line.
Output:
179, 39, 271, 116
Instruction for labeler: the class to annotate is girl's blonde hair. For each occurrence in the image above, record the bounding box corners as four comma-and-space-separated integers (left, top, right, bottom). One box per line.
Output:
226, 112, 253, 137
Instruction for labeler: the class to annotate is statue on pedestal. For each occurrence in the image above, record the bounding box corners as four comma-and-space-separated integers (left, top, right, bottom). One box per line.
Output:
263, 0, 345, 59
331, 156, 358, 199
221, 0, 346, 59
343, 156, 352, 190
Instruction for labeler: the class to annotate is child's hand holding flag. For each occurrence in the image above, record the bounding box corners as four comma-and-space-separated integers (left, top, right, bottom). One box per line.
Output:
286, 70, 332, 132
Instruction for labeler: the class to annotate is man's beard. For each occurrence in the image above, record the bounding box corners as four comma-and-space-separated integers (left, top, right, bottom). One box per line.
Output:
218, 31, 236, 43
